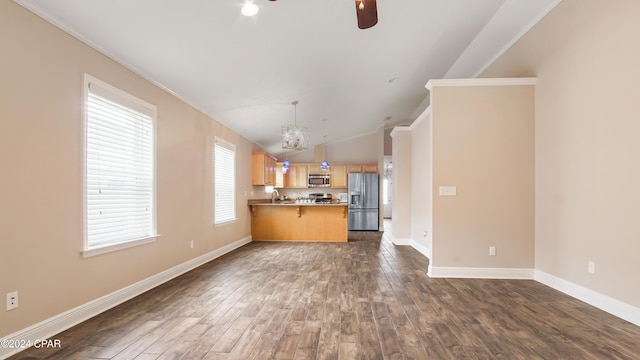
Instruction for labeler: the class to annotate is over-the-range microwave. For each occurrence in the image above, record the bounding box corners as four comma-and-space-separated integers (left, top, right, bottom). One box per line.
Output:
308, 174, 330, 188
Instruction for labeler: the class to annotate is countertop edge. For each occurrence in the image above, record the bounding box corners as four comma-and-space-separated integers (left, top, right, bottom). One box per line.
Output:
248, 202, 348, 207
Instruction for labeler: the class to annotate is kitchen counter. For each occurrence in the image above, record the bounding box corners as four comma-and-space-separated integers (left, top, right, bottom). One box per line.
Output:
248, 199, 347, 207
248, 200, 348, 242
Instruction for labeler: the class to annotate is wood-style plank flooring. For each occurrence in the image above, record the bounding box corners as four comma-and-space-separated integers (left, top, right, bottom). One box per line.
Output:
11, 227, 640, 359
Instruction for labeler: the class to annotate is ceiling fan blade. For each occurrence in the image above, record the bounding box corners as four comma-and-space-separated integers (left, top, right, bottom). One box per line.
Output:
355, 0, 378, 29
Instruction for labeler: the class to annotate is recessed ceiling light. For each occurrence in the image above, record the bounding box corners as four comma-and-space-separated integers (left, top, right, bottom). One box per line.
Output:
241, 1, 259, 17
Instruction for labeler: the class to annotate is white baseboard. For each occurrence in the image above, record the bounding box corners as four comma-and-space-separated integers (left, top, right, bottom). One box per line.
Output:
410, 240, 431, 260
382, 229, 411, 246
428, 266, 535, 279
382, 229, 431, 259
535, 270, 640, 327
0, 236, 252, 360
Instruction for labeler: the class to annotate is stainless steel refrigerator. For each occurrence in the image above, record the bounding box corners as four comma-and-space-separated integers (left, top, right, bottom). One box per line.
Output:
348, 173, 379, 231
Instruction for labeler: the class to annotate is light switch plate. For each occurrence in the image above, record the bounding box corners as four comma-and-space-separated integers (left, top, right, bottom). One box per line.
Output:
439, 186, 457, 196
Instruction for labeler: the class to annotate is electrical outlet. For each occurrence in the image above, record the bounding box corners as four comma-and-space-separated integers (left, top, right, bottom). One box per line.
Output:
439, 186, 457, 196
6, 291, 18, 311
423, 231, 428, 237
190, 240, 194, 249
588, 261, 595, 274
489, 246, 496, 256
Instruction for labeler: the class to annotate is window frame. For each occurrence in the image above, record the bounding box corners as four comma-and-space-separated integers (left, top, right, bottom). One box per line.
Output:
82, 74, 159, 258
213, 136, 237, 226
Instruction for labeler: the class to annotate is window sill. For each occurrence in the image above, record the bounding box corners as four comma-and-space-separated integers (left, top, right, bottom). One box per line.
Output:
82, 235, 160, 258
214, 218, 237, 227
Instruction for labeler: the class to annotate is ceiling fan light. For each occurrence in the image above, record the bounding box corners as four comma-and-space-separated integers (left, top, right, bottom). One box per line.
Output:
241, 2, 259, 17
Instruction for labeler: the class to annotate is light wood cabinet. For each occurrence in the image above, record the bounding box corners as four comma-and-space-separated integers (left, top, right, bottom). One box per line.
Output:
363, 164, 378, 173
252, 152, 277, 186
250, 204, 348, 242
347, 164, 378, 173
275, 162, 284, 188
308, 165, 330, 174
331, 165, 348, 188
284, 164, 308, 188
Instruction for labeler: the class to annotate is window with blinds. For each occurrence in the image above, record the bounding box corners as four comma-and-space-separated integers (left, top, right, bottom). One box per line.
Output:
83, 74, 158, 255
214, 137, 236, 225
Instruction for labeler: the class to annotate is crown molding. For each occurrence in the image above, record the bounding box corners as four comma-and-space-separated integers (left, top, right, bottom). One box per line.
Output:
426, 77, 537, 90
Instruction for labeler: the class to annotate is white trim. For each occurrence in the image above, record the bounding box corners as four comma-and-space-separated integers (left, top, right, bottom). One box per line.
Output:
82, 235, 159, 258
382, 230, 411, 246
535, 270, 640, 327
410, 240, 431, 260
0, 236, 252, 359
427, 266, 535, 280
389, 126, 412, 138
426, 77, 537, 90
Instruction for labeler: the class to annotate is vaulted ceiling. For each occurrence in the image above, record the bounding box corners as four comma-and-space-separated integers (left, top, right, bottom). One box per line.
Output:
17, 0, 559, 155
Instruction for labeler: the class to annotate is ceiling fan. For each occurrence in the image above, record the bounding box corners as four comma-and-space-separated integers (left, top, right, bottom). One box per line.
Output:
263, 0, 378, 29
354, 0, 378, 29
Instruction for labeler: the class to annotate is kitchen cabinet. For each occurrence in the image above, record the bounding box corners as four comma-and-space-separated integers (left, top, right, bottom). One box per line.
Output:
308, 165, 330, 174
331, 165, 348, 188
284, 164, 308, 188
252, 152, 277, 186
347, 164, 378, 173
363, 164, 378, 173
249, 203, 348, 242
275, 162, 284, 188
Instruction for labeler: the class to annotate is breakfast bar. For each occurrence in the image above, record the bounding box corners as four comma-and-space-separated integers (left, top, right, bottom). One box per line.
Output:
248, 200, 348, 242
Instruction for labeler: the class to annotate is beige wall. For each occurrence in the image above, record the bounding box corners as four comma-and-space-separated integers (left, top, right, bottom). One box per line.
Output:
410, 111, 432, 253
482, 0, 640, 307
283, 131, 379, 164
390, 128, 412, 240
430, 84, 535, 269
0, 1, 256, 337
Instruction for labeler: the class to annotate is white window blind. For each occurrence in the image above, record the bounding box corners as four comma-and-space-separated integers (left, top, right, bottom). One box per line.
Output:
84, 75, 157, 252
214, 137, 236, 224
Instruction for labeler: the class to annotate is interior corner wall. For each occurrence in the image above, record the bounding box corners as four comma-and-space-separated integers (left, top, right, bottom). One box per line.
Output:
390, 128, 412, 241
410, 113, 432, 255
376, 126, 385, 230
383, 128, 393, 155
482, 0, 640, 308
430, 85, 535, 270
0, 1, 254, 337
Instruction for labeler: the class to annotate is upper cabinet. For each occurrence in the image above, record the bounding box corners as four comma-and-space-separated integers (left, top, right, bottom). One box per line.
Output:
331, 165, 348, 188
308, 164, 330, 174
275, 162, 284, 188
348, 164, 378, 173
284, 164, 309, 188
252, 152, 277, 186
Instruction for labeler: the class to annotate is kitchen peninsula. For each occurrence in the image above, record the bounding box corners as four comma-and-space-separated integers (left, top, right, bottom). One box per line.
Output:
248, 200, 348, 242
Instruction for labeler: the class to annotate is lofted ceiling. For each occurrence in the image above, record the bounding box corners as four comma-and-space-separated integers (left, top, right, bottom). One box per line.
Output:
16, 0, 560, 156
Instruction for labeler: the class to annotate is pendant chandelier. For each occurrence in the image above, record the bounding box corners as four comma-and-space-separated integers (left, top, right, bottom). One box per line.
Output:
282, 100, 309, 150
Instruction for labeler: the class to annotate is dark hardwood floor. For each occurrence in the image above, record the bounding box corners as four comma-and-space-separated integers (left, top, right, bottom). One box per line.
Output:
11, 229, 640, 359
